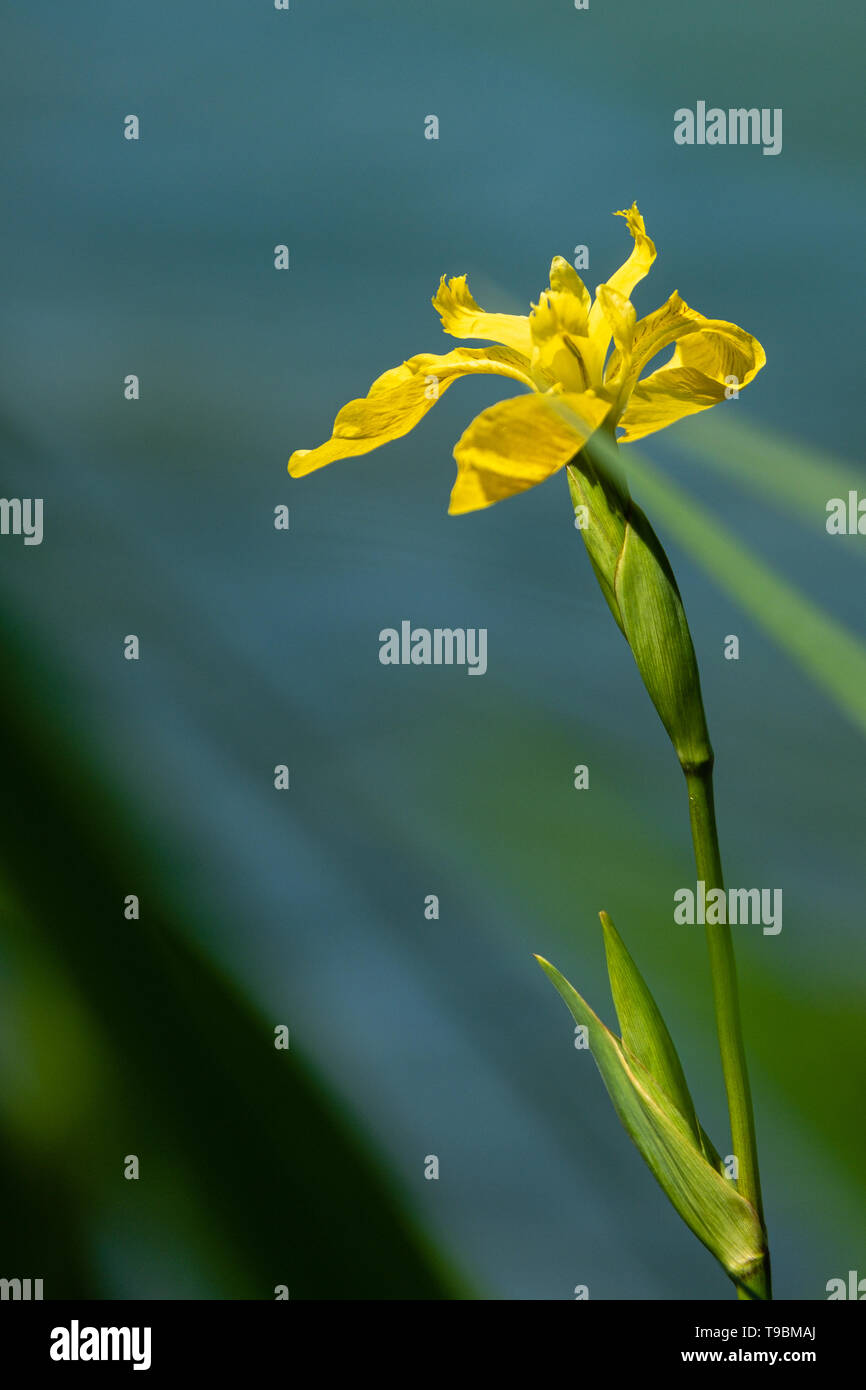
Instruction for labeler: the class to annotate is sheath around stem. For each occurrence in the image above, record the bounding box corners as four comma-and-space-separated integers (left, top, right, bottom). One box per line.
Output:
567, 433, 712, 774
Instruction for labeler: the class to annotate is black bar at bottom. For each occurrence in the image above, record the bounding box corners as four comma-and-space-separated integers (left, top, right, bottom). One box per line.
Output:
0, 1298, 859, 1376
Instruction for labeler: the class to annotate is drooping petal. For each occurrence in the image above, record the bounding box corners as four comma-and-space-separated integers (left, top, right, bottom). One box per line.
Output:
616, 303, 766, 443
616, 368, 729, 442
607, 290, 764, 396
432, 275, 533, 357
288, 346, 534, 477
669, 314, 766, 388
448, 389, 610, 514
587, 204, 657, 371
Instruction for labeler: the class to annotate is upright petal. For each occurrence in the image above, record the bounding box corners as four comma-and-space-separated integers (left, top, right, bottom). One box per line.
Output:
605, 204, 657, 301
588, 204, 657, 371
288, 346, 534, 476
596, 285, 637, 360
448, 390, 610, 514
529, 258, 595, 391
548, 256, 592, 322
529, 293, 592, 392
433, 275, 533, 357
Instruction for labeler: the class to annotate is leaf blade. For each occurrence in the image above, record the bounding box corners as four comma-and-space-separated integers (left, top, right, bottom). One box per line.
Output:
535, 953, 766, 1295
600, 910, 701, 1145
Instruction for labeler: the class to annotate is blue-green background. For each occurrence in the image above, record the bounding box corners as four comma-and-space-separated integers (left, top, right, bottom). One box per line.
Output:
0, 1, 863, 1298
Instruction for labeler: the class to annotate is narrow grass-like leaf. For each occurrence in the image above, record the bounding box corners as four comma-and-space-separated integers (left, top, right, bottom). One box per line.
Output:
535, 954, 767, 1295
622, 449, 866, 737
671, 413, 865, 552
581, 425, 866, 737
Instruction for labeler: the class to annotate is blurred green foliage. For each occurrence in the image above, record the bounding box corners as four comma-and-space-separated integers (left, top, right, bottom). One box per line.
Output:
0, 615, 462, 1299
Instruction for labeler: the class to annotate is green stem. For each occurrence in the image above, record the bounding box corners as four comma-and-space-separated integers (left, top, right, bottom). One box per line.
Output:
568, 441, 771, 1298
685, 761, 771, 1301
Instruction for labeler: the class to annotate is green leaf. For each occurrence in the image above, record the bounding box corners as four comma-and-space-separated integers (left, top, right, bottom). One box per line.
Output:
620, 447, 866, 739
672, 412, 866, 554
0, 611, 464, 1300
600, 911, 724, 1173
535, 952, 767, 1296
600, 911, 701, 1141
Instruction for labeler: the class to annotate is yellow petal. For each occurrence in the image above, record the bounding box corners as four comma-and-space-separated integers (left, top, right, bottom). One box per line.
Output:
588, 203, 657, 369
432, 275, 533, 357
608, 290, 763, 394
529, 295, 591, 392
288, 346, 534, 477
596, 285, 636, 360
617, 369, 729, 442
617, 302, 766, 442
669, 314, 766, 388
448, 390, 610, 514
548, 256, 592, 320
529, 259, 595, 391
606, 204, 657, 301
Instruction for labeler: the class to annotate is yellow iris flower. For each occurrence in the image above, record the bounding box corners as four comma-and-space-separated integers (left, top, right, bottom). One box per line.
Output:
288, 205, 765, 515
